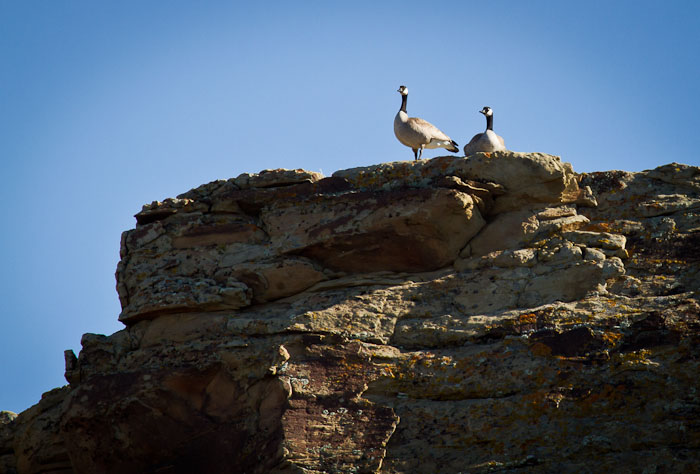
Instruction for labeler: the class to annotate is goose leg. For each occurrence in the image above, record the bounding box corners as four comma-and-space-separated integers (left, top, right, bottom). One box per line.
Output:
413, 148, 419, 160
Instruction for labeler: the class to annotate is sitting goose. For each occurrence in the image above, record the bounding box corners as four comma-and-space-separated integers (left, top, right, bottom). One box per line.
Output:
463, 106, 506, 156
394, 85, 459, 160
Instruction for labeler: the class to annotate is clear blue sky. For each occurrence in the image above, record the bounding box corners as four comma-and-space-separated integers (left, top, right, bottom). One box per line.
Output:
1, 1, 699, 413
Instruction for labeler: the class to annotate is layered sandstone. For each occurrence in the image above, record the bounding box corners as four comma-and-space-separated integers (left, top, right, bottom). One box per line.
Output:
2, 152, 698, 473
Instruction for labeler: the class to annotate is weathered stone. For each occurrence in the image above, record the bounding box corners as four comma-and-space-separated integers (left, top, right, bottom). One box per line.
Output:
467, 206, 589, 256
645, 162, 700, 190
0, 411, 16, 424
134, 198, 209, 225
537, 241, 583, 265
332, 151, 580, 213
570, 184, 598, 207
584, 247, 607, 262
448, 151, 581, 213
434, 175, 503, 216
636, 194, 700, 217
278, 339, 399, 473
4, 156, 700, 474
467, 209, 539, 256
234, 168, 323, 189
563, 230, 627, 250
200, 176, 352, 216
535, 205, 578, 220
491, 248, 539, 268
119, 276, 252, 323
520, 259, 621, 308
530, 326, 602, 356
579, 163, 700, 301
10, 388, 71, 474
0, 411, 17, 474
170, 216, 268, 249
232, 258, 326, 303
263, 188, 485, 272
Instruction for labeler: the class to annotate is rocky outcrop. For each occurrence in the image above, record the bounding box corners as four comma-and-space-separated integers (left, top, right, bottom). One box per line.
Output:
2, 151, 699, 473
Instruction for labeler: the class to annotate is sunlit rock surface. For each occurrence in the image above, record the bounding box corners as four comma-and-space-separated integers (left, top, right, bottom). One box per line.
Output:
2, 153, 699, 473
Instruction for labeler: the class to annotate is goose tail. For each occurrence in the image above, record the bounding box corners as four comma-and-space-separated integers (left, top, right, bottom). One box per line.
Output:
447, 140, 459, 153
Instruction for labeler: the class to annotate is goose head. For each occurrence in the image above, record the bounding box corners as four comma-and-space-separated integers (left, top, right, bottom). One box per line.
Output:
397, 85, 408, 96
479, 106, 493, 117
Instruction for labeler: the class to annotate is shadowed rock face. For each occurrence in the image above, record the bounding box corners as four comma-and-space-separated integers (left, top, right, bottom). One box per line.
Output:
2, 153, 699, 474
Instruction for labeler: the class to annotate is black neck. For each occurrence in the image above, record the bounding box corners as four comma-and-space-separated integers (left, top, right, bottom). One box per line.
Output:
486, 114, 493, 131
400, 94, 407, 113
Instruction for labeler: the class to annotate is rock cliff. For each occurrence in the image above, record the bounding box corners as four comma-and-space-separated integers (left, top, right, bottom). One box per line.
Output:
2, 152, 699, 473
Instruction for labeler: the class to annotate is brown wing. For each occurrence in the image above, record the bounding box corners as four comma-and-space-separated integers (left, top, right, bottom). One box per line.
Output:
407, 117, 452, 142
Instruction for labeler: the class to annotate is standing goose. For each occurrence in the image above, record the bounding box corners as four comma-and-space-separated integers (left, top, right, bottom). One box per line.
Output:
394, 85, 459, 160
463, 106, 506, 156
